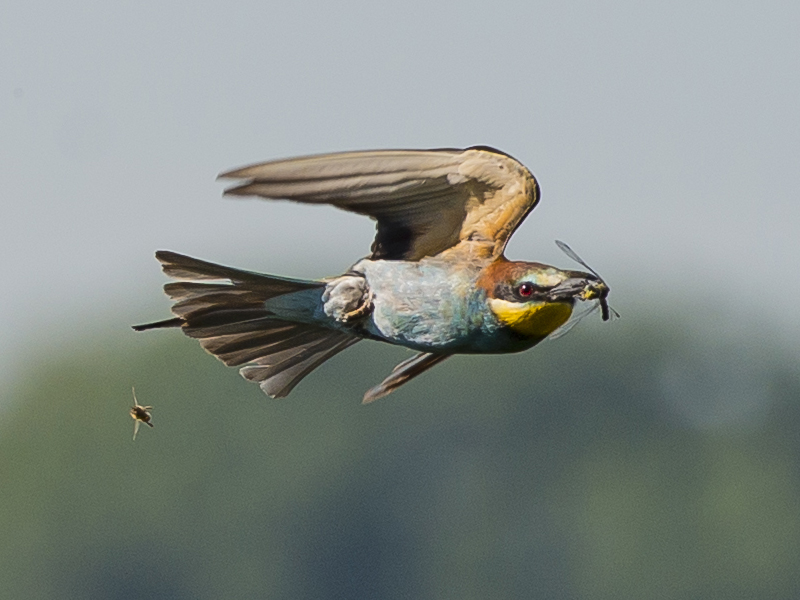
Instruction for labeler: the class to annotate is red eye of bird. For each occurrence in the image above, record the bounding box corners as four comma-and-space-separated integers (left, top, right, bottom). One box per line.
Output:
517, 282, 534, 297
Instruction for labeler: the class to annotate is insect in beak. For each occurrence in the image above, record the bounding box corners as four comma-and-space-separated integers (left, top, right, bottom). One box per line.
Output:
555, 240, 619, 322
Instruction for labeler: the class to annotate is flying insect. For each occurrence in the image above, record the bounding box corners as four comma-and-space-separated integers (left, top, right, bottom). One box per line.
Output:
130, 387, 153, 440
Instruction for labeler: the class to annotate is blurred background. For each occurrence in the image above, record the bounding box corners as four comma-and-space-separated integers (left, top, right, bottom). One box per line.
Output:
1, 1, 799, 598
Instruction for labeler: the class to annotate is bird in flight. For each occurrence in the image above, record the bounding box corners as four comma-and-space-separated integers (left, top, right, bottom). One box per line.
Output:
134, 146, 614, 402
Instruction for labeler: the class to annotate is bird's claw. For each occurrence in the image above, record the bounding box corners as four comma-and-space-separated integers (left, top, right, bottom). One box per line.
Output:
341, 289, 374, 323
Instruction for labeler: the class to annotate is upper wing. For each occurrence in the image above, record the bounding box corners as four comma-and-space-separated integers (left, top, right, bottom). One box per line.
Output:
219, 146, 540, 261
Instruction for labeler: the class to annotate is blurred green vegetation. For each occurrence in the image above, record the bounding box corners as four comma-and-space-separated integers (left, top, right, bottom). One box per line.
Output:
1, 309, 799, 599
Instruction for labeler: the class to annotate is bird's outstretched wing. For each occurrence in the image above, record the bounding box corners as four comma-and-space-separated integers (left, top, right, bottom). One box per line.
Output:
362, 352, 452, 404
219, 146, 540, 261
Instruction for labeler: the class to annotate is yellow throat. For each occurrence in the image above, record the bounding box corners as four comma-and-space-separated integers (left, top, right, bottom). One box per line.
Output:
489, 299, 573, 339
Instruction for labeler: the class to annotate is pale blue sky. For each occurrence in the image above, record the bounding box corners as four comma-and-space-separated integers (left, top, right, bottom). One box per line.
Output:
2, 1, 799, 384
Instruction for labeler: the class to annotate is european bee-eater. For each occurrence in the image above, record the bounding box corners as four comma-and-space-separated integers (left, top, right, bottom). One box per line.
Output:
134, 146, 613, 402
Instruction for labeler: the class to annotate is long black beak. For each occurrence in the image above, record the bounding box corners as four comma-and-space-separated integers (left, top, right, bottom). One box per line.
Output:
547, 278, 595, 301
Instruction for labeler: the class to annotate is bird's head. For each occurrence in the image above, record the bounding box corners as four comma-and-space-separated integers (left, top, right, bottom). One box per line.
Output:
477, 260, 576, 340
477, 243, 615, 340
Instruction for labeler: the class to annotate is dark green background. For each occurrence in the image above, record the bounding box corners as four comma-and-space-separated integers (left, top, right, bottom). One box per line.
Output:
2, 305, 799, 599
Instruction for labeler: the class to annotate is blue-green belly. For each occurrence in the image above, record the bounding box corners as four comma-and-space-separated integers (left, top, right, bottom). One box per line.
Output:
359, 259, 537, 354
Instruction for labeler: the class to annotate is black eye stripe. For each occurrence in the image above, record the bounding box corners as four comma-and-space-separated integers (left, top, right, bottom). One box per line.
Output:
493, 281, 549, 302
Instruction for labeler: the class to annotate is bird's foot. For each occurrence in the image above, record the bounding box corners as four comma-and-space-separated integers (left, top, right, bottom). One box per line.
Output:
322, 274, 373, 324
341, 289, 374, 322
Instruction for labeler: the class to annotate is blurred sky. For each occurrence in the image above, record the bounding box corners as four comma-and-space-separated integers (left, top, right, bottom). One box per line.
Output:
1, 0, 799, 386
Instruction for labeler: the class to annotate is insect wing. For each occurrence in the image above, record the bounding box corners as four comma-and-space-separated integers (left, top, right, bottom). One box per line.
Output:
548, 301, 600, 340
555, 240, 602, 280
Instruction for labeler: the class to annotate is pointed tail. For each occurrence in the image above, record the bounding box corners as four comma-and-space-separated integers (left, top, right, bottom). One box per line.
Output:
134, 251, 359, 398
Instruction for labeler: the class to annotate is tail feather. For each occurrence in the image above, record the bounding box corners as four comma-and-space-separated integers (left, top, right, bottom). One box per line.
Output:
180, 311, 279, 333
165, 285, 270, 319
164, 282, 268, 302
156, 251, 319, 291
198, 322, 327, 366
137, 251, 360, 397
241, 331, 360, 398
157, 253, 321, 323
183, 316, 293, 339
132, 317, 183, 331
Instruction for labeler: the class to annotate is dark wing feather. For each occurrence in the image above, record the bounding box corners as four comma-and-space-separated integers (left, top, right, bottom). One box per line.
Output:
362, 352, 451, 403
219, 147, 539, 261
